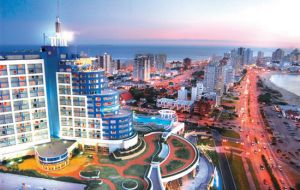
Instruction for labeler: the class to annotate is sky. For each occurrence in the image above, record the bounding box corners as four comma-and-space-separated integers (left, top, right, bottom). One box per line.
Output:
0, 0, 300, 47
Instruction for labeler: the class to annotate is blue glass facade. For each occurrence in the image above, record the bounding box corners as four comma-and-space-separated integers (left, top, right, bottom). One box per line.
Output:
58, 61, 134, 140
40, 46, 79, 138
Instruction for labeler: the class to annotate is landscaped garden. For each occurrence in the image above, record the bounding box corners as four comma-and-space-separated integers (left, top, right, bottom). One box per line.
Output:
0, 132, 199, 190
124, 165, 148, 178
171, 138, 185, 147
0, 133, 163, 190
165, 160, 185, 172
160, 135, 197, 176
175, 148, 191, 160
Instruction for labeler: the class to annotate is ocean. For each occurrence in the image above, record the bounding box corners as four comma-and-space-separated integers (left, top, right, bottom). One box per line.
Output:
270, 74, 300, 96
0, 45, 275, 62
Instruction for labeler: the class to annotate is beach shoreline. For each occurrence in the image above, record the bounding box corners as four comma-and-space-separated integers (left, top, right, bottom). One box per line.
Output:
260, 71, 300, 107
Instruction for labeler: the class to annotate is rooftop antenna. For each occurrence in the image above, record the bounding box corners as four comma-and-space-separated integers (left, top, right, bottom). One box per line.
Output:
55, 0, 61, 34
43, 33, 46, 46
57, 0, 60, 18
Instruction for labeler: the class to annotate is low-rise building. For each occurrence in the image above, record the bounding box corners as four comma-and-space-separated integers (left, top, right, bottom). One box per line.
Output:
156, 98, 194, 113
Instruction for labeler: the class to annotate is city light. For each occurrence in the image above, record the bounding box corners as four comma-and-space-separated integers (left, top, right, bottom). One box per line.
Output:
61, 31, 74, 42
0, 1, 299, 190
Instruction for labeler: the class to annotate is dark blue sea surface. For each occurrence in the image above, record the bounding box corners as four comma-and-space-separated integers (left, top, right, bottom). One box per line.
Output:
0, 45, 274, 61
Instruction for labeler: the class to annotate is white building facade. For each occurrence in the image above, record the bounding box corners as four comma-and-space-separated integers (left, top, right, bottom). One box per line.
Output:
0, 58, 50, 161
178, 87, 188, 101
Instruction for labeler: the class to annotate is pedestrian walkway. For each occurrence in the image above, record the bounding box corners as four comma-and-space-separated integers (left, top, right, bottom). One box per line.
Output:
181, 155, 213, 190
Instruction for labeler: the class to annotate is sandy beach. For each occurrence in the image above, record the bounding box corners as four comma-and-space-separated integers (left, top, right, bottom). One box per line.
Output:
260, 71, 300, 107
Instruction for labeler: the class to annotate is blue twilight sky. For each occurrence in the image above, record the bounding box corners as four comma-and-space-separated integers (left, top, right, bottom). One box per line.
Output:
0, 0, 299, 47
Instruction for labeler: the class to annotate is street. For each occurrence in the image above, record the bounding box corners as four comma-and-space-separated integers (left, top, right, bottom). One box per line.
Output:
236, 67, 294, 189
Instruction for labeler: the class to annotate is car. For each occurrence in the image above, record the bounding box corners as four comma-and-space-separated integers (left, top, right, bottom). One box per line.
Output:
260, 164, 265, 170
263, 179, 268, 185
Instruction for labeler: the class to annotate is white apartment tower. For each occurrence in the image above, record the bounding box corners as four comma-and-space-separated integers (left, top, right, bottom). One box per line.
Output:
191, 82, 204, 101
223, 65, 235, 85
178, 87, 188, 101
103, 53, 113, 74
191, 87, 198, 102
133, 55, 151, 81
204, 62, 217, 93
0, 56, 50, 161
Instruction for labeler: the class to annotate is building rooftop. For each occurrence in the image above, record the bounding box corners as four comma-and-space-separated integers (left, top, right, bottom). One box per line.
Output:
157, 98, 194, 105
35, 140, 76, 158
0, 54, 41, 60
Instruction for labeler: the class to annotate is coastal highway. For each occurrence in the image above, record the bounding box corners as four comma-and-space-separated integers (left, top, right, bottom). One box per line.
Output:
237, 67, 293, 189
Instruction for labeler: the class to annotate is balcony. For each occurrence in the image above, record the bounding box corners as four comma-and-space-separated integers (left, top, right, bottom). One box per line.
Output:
0, 65, 8, 76
29, 76, 43, 86
0, 102, 12, 112
34, 121, 48, 130
13, 100, 29, 111
0, 78, 9, 89
30, 87, 44, 97
12, 89, 28, 99
0, 90, 10, 101
60, 108, 72, 117
11, 77, 27, 87
59, 98, 72, 106
32, 110, 47, 120
14, 112, 30, 122
16, 124, 31, 133
17, 134, 33, 144
58, 76, 71, 84
10, 65, 26, 75
0, 137, 16, 148
31, 99, 46, 108
0, 114, 13, 124
0, 125, 15, 136
28, 64, 43, 74
59, 86, 71, 95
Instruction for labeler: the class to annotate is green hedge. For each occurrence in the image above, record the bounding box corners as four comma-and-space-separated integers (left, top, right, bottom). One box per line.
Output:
171, 139, 185, 147
175, 148, 190, 160
165, 160, 185, 172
